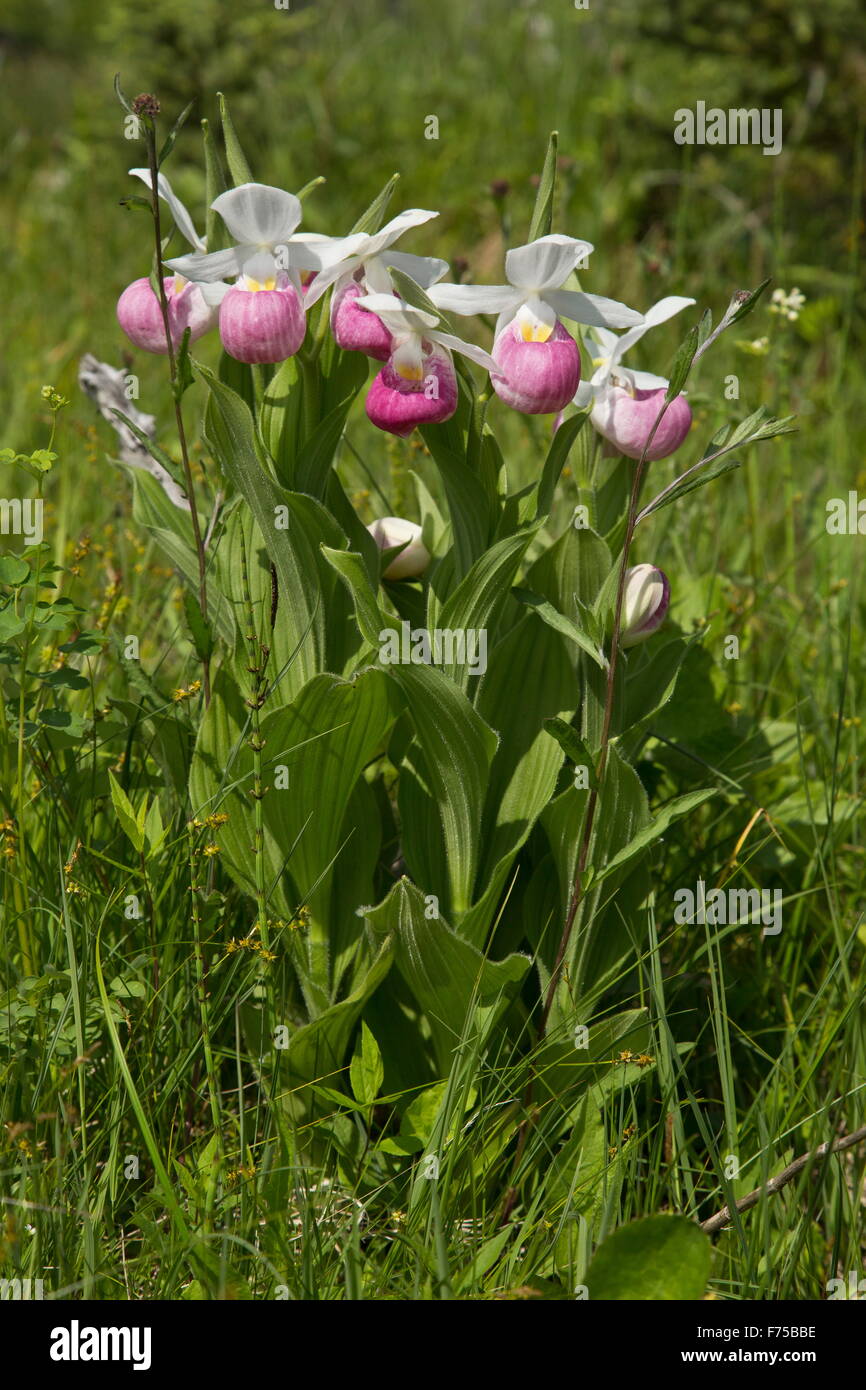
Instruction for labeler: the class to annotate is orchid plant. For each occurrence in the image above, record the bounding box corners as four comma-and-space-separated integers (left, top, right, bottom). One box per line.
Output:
106, 90, 795, 1221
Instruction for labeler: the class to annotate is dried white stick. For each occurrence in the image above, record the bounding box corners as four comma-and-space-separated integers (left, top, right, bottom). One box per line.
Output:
77, 354, 190, 512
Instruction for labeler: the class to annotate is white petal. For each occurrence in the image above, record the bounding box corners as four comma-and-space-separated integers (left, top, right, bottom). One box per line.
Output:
298, 232, 369, 267
303, 260, 360, 306
573, 381, 594, 408
211, 184, 302, 247
129, 167, 205, 251
607, 295, 696, 365
362, 208, 439, 258
589, 327, 618, 358
356, 293, 438, 335
505, 235, 594, 292
382, 250, 450, 289
546, 288, 644, 330
515, 295, 558, 338
164, 247, 243, 283
429, 330, 497, 373
643, 295, 696, 328
197, 280, 231, 307
427, 282, 520, 316
242, 250, 280, 285
391, 334, 425, 378
363, 255, 395, 295
625, 368, 671, 391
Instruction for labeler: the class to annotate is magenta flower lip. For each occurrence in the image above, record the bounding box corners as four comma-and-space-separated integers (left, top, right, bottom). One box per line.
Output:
116, 277, 216, 355
366, 347, 459, 437
491, 319, 582, 415
218, 282, 306, 364
331, 279, 393, 360
591, 386, 692, 461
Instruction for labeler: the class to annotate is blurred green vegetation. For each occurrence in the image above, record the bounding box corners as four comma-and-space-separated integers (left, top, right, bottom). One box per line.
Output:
1, 0, 863, 434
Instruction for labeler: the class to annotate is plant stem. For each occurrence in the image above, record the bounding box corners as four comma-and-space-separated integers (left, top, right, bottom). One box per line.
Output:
144, 117, 211, 706
500, 393, 679, 1226
187, 822, 222, 1227
540, 394, 679, 1035
238, 528, 270, 952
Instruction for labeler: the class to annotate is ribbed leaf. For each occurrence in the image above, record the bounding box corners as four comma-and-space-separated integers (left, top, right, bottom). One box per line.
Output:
199, 364, 347, 699
435, 527, 538, 689
460, 615, 577, 947
363, 877, 530, 1075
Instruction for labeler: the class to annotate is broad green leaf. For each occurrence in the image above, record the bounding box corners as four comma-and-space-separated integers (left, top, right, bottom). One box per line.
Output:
349, 1021, 384, 1106
0, 557, 31, 586
131, 470, 235, 648
584, 1215, 711, 1300
536, 411, 588, 519
468, 615, 577, 932
393, 665, 498, 919
543, 718, 599, 789
0, 610, 26, 640
218, 91, 253, 185
293, 369, 367, 498
276, 936, 394, 1122
513, 587, 606, 669
199, 364, 347, 698
351, 173, 399, 234
595, 788, 716, 883
201, 117, 227, 251
182, 589, 214, 662
259, 357, 303, 488
363, 878, 530, 1075
418, 427, 497, 581
665, 323, 699, 400
158, 99, 193, 168
190, 667, 401, 1003
388, 267, 450, 329
435, 527, 538, 688
542, 743, 650, 1008
528, 131, 558, 241
108, 771, 145, 855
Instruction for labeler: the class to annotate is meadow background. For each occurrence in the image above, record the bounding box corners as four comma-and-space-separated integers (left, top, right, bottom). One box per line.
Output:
1, 0, 865, 1300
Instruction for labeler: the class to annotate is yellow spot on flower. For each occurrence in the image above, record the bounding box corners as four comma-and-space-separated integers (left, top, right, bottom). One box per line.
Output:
520, 320, 553, 343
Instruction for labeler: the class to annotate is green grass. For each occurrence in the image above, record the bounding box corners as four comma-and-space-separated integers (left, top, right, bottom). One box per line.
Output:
1, 0, 864, 1301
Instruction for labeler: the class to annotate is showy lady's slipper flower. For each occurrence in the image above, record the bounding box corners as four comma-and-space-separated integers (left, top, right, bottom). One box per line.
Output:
356, 294, 498, 437
574, 296, 696, 460
367, 516, 431, 580
165, 184, 358, 364
429, 235, 643, 415
116, 169, 218, 354
621, 564, 670, 647
304, 210, 448, 361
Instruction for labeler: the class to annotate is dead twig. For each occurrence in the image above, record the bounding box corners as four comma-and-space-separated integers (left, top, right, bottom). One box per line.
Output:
700, 1125, 866, 1235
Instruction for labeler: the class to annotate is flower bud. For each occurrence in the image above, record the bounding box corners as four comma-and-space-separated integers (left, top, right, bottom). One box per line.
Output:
367, 516, 430, 580
621, 563, 670, 647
